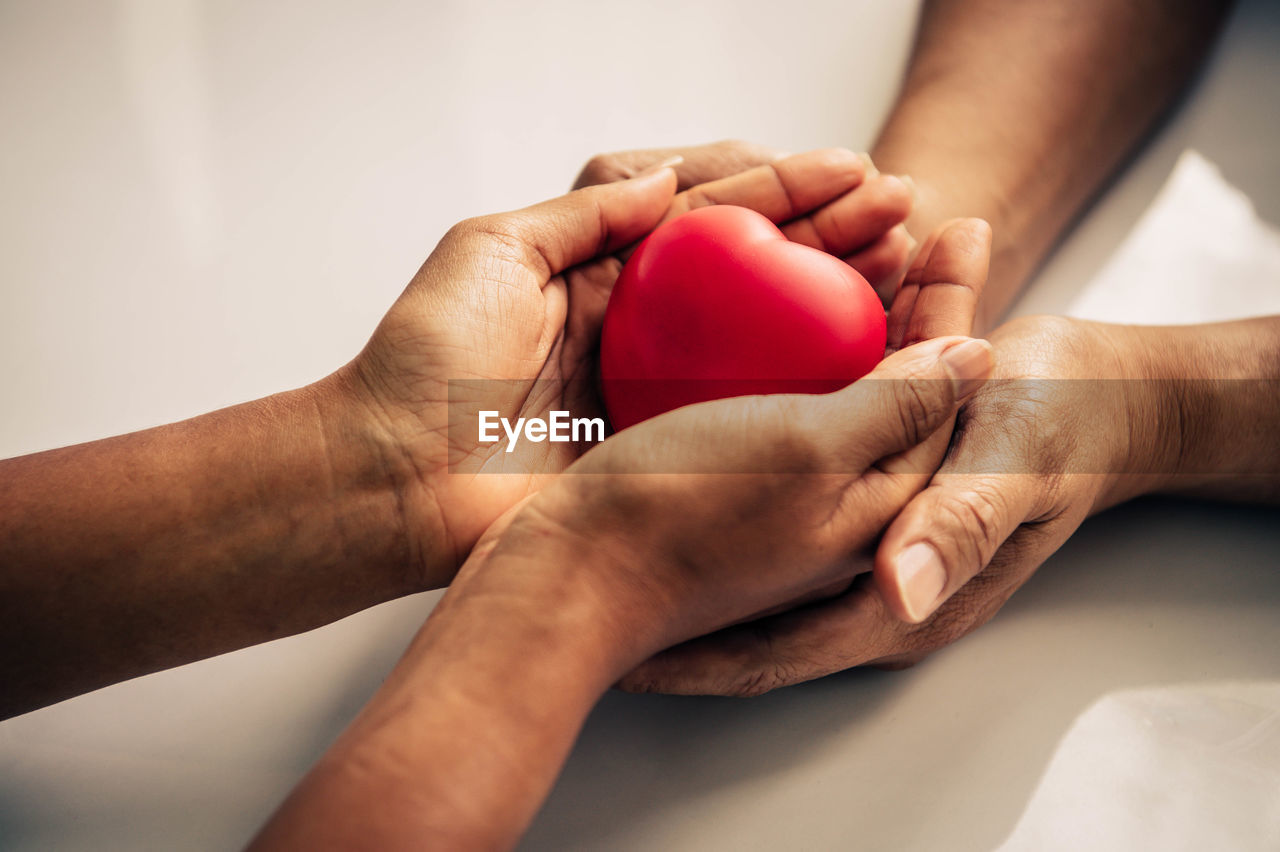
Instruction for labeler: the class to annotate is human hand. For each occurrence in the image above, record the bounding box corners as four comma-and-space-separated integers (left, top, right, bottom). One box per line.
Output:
575, 140, 916, 300
249, 332, 993, 851
331, 148, 910, 590
618, 314, 1168, 693
460, 333, 995, 673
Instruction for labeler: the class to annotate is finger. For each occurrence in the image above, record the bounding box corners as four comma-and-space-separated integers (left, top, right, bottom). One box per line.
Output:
619, 582, 903, 696
873, 472, 1037, 623
886, 219, 991, 353
884, 228, 942, 347
842, 224, 915, 300
781, 173, 913, 258
621, 515, 1062, 697
820, 336, 993, 471
561, 259, 624, 363
574, 140, 788, 191
446, 165, 679, 283
665, 148, 867, 225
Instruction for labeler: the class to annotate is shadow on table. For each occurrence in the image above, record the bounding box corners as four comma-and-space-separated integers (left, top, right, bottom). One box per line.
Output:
523, 497, 1280, 851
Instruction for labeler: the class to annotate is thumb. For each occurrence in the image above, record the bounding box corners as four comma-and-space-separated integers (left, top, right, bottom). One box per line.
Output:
824, 336, 994, 471
874, 473, 1034, 623
441, 159, 681, 281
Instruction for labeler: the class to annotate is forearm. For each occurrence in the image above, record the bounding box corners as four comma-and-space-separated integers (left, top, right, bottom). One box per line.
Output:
1125, 316, 1280, 503
250, 541, 640, 851
872, 0, 1232, 330
0, 373, 424, 718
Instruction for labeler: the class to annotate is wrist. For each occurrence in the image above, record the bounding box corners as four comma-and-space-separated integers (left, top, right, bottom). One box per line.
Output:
297, 372, 431, 599
1089, 323, 1187, 509
872, 101, 1051, 331
311, 366, 456, 594
1120, 318, 1280, 500
256, 545, 632, 850
459, 512, 668, 680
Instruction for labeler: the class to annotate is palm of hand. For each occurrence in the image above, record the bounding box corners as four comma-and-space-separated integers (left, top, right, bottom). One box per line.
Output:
352, 232, 625, 569
350, 147, 912, 582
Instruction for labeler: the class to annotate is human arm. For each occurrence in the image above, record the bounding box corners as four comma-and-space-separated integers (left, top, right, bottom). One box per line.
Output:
619, 313, 1280, 693
577, 2, 1233, 324
0, 148, 907, 718
871, 0, 1234, 330
249, 332, 995, 851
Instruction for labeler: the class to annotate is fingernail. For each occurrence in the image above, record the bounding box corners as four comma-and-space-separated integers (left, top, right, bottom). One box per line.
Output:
898, 174, 917, 203
940, 338, 993, 401
895, 542, 947, 622
860, 152, 879, 176
634, 155, 684, 178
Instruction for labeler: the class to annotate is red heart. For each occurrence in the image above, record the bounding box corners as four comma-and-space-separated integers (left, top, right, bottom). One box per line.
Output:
600, 205, 886, 430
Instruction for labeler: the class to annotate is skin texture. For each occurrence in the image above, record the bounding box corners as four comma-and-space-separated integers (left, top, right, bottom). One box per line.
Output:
620, 314, 1280, 694
0, 148, 911, 718
873, 0, 1236, 331
249, 215, 996, 849
576, 0, 1250, 695
575, 2, 1234, 332
3, 0, 1269, 844
249, 333, 996, 851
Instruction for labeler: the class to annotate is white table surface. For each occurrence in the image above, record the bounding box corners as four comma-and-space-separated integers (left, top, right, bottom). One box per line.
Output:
2, 2, 1277, 849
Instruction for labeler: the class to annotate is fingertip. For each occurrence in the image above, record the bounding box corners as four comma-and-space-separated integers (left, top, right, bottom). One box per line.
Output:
874, 333, 972, 369
795, 147, 867, 189
964, 217, 993, 243
935, 217, 993, 256
879, 175, 915, 219
632, 154, 685, 179
846, 224, 913, 293
939, 337, 994, 402
877, 540, 947, 623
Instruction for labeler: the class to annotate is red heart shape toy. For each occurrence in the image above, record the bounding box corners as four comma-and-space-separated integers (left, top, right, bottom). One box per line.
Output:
600, 205, 886, 430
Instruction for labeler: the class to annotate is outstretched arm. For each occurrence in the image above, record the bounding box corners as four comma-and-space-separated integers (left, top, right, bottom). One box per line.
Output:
0, 149, 909, 719
0, 382, 415, 719
871, 0, 1234, 329
250, 333, 993, 851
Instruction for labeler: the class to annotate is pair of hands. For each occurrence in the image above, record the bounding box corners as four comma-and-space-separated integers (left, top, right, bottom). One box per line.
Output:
336, 141, 1134, 693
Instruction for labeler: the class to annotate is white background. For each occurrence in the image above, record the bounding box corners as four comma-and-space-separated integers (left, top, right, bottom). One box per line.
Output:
2, 1, 1278, 849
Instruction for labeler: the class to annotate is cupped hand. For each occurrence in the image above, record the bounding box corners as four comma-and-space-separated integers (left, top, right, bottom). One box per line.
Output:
618, 314, 1157, 694
575, 140, 916, 300
333, 147, 912, 590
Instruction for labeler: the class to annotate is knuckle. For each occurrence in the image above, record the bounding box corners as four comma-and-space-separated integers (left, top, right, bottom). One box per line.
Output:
681, 185, 714, 210
447, 213, 513, 245
576, 153, 627, 187
713, 137, 752, 154
712, 138, 785, 171
894, 367, 945, 446
442, 215, 485, 244
941, 486, 1005, 566
446, 213, 550, 277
